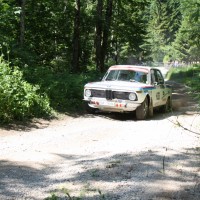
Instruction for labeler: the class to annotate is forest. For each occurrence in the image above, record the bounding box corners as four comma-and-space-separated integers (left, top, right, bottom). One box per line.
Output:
0, 0, 199, 122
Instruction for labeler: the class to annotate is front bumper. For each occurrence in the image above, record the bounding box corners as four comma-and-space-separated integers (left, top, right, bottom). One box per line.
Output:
84, 98, 141, 112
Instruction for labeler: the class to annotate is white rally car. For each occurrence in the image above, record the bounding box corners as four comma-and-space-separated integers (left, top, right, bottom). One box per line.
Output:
83, 65, 172, 120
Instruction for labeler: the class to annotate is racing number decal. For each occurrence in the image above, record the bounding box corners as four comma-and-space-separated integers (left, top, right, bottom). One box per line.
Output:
156, 92, 160, 100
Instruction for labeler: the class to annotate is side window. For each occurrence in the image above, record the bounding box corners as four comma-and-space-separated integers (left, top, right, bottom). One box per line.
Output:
150, 70, 156, 85
150, 69, 164, 85
155, 70, 164, 84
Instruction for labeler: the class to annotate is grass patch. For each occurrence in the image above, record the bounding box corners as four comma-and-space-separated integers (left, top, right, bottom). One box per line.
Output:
45, 185, 105, 200
167, 64, 200, 105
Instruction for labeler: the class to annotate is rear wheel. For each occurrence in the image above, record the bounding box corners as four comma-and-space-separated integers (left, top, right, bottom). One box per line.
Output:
136, 97, 148, 120
165, 97, 172, 112
160, 97, 172, 113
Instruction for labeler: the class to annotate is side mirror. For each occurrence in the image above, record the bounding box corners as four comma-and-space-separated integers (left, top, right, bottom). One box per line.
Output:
154, 82, 158, 86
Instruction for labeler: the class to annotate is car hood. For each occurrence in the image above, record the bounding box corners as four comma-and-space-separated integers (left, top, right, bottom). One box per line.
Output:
84, 81, 153, 91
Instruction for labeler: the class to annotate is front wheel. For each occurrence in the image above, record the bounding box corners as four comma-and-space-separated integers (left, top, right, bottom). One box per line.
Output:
148, 98, 154, 118
136, 97, 149, 120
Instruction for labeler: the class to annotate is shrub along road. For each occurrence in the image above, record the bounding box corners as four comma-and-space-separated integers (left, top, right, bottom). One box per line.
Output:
0, 82, 199, 200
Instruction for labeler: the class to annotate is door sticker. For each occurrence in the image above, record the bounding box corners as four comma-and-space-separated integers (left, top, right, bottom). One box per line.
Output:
156, 92, 160, 100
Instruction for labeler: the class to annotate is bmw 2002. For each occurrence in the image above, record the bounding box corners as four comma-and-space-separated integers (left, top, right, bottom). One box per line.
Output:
83, 65, 172, 120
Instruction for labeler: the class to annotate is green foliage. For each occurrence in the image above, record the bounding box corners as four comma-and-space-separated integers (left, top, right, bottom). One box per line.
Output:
22, 66, 102, 113
167, 64, 200, 104
111, 0, 149, 64
0, 58, 52, 123
184, 66, 200, 101
143, 0, 182, 63
167, 65, 199, 80
172, 0, 200, 62
45, 186, 105, 200
0, 0, 199, 69
44, 193, 58, 200
0, 0, 18, 45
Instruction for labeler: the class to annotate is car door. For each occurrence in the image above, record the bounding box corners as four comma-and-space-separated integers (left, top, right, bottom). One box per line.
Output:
150, 69, 165, 107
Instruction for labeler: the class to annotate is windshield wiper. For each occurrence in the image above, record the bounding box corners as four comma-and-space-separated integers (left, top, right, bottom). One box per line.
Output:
106, 78, 115, 81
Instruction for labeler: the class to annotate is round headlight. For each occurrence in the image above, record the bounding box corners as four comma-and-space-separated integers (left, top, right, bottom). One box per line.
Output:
85, 89, 92, 97
129, 92, 137, 101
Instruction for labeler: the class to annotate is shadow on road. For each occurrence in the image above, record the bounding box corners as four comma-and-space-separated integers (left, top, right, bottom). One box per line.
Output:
0, 148, 199, 199
0, 81, 199, 199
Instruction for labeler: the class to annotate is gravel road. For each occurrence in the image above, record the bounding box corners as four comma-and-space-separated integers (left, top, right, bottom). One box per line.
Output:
0, 82, 200, 200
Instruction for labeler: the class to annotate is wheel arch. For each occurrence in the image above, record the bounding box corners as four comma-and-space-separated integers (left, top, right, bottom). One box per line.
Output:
146, 94, 151, 107
145, 93, 154, 118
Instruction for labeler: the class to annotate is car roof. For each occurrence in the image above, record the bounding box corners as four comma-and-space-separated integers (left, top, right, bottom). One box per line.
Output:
109, 65, 152, 73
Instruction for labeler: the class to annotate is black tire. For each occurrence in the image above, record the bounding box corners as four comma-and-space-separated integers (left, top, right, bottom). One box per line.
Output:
148, 98, 154, 118
136, 97, 149, 120
165, 97, 172, 112
160, 97, 172, 113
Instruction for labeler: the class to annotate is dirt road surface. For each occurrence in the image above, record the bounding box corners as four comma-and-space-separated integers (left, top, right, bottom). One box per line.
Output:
0, 82, 200, 200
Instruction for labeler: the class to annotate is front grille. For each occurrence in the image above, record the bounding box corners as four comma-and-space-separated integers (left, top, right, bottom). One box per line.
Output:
91, 89, 131, 100
113, 91, 130, 100
106, 90, 113, 100
91, 90, 105, 98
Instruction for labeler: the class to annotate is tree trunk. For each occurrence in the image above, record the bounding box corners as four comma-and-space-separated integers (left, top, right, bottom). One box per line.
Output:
72, 0, 81, 72
100, 0, 113, 71
114, 40, 119, 64
20, 0, 26, 46
95, 0, 103, 72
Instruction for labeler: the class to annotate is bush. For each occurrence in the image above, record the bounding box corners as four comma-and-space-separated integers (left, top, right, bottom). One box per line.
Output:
0, 58, 52, 123
166, 65, 200, 82
22, 66, 103, 113
167, 64, 200, 105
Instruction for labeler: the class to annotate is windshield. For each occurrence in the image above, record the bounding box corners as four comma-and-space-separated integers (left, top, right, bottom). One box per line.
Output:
104, 70, 148, 84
